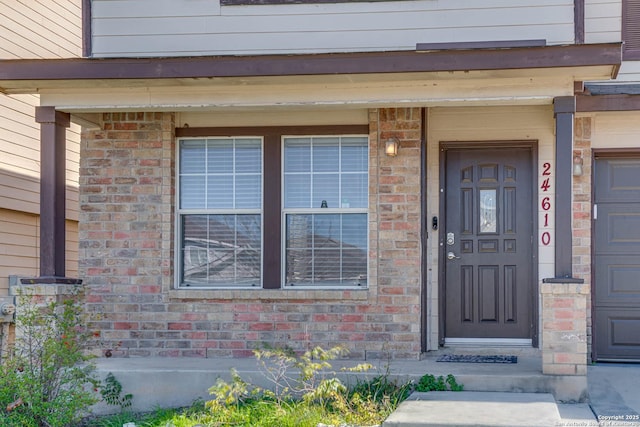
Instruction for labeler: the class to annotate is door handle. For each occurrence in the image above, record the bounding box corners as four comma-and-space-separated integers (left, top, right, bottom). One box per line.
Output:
447, 251, 461, 260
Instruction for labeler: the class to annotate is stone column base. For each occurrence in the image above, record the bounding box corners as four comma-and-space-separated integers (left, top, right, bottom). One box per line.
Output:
541, 281, 589, 376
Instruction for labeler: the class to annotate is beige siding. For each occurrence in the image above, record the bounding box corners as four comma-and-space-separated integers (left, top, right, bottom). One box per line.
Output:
0, 0, 82, 295
91, 0, 575, 57
0, 94, 81, 221
585, 0, 621, 44
0, 0, 82, 59
613, 61, 640, 81
584, 1, 640, 83
590, 111, 640, 148
0, 94, 43, 182
0, 209, 79, 295
0, 0, 82, 216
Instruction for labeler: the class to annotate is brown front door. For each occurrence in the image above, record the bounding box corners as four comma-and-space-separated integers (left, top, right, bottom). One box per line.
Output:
593, 156, 640, 361
443, 145, 534, 340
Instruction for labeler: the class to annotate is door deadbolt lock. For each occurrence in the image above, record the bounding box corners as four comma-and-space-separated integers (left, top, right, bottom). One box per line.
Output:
446, 232, 455, 246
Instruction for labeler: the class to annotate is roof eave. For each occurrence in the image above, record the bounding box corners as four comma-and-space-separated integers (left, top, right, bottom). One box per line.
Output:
0, 43, 622, 94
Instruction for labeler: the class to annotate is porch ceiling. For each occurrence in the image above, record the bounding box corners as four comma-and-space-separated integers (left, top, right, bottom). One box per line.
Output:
0, 43, 621, 112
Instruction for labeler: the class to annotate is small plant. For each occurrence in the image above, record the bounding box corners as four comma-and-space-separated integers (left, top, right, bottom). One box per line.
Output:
0, 289, 100, 427
415, 373, 464, 392
206, 344, 415, 426
100, 372, 133, 412
350, 373, 412, 406
208, 368, 255, 409
254, 344, 347, 403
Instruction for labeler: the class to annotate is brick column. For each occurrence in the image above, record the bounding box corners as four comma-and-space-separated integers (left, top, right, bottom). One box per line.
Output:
541, 282, 589, 375
372, 107, 423, 358
9, 276, 82, 346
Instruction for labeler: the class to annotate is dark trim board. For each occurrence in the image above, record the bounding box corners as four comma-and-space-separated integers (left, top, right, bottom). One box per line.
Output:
577, 94, 640, 112
262, 134, 281, 289
82, 0, 91, 57
585, 84, 640, 95
574, 0, 585, 44
420, 107, 428, 353
438, 146, 446, 347
0, 44, 621, 82
35, 107, 70, 278
416, 40, 546, 51
554, 96, 576, 114
553, 96, 576, 279
176, 125, 369, 138
542, 277, 584, 284
594, 148, 640, 157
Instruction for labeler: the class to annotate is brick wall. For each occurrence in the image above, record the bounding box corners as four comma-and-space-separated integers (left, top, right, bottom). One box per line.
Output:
80, 112, 174, 356
541, 282, 589, 375
80, 108, 424, 359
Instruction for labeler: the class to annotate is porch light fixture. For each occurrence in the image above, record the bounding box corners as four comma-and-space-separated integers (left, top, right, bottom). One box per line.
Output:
385, 138, 399, 157
573, 153, 584, 176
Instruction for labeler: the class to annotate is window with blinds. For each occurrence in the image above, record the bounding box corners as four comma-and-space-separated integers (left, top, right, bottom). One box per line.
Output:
176, 131, 368, 290
178, 138, 262, 287
283, 136, 368, 287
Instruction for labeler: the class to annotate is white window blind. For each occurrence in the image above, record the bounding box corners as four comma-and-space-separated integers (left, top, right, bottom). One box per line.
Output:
178, 138, 262, 287
283, 136, 368, 287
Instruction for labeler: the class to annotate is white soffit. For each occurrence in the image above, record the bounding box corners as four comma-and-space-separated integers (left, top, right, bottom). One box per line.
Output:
31, 69, 590, 113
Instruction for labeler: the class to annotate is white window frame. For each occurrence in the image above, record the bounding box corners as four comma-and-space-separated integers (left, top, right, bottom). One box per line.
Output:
281, 134, 369, 289
175, 136, 264, 289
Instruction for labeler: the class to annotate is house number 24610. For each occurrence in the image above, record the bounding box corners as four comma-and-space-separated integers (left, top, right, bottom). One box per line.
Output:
540, 162, 551, 246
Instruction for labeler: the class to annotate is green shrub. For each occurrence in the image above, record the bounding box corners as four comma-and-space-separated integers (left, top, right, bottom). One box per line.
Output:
100, 372, 133, 412
0, 290, 100, 427
415, 373, 464, 392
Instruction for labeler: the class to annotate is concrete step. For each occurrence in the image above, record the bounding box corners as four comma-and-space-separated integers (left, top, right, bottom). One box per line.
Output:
383, 391, 561, 427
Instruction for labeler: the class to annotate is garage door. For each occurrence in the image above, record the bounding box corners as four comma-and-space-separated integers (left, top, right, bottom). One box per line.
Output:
594, 156, 640, 361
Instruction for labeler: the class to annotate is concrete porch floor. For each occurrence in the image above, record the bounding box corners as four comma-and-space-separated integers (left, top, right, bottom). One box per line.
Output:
91, 347, 589, 415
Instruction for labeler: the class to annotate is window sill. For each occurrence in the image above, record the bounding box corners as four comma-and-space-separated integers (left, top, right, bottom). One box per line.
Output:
169, 288, 369, 301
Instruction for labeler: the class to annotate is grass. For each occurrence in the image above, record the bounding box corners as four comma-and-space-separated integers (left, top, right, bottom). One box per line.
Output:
80, 397, 379, 427
81, 372, 458, 427
80, 373, 412, 427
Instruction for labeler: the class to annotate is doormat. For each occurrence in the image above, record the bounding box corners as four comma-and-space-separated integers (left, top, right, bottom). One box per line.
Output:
436, 355, 517, 364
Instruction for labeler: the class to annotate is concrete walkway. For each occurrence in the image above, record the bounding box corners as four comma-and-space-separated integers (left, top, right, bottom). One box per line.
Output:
384, 392, 563, 427
587, 363, 640, 425
383, 362, 640, 426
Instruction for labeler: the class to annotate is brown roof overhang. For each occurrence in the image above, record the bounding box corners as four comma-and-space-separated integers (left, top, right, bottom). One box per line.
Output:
0, 43, 622, 93
577, 94, 640, 112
